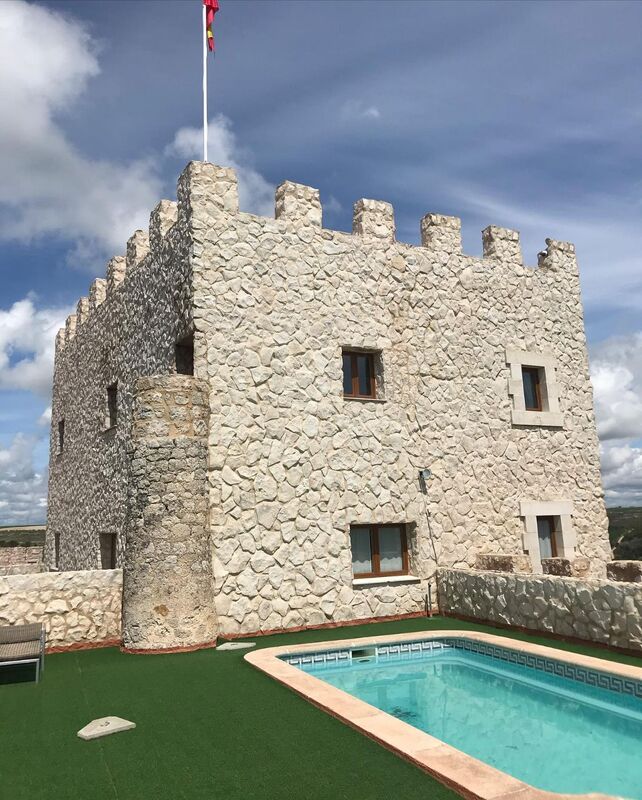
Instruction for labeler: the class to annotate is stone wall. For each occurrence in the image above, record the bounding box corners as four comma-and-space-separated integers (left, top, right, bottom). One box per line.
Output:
0, 546, 43, 576
0, 569, 122, 649
438, 567, 642, 652
122, 376, 217, 651
185, 162, 610, 635
46, 198, 192, 571
48, 159, 611, 641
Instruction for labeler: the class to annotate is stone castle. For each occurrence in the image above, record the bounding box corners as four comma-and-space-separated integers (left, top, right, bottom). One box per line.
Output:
45, 161, 612, 651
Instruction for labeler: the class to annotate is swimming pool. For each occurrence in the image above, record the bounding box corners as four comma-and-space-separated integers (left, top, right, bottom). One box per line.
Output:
263, 635, 642, 800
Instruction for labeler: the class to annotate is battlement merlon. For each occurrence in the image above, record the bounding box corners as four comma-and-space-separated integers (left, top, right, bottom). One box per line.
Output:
482, 225, 522, 265
149, 200, 178, 253
538, 238, 578, 273
89, 278, 107, 313
126, 230, 150, 271
420, 214, 462, 256
177, 161, 239, 229
76, 297, 89, 327
276, 181, 322, 227
106, 256, 126, 296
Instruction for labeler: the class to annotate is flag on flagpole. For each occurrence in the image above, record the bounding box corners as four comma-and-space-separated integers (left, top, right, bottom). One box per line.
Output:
204, 0, 220, 52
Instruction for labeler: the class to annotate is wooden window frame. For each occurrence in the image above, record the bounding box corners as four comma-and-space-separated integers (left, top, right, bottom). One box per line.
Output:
343, 350, 377, 400
351, 523, 409, 578
521, 366, 543, 412
537, 515, 558, 558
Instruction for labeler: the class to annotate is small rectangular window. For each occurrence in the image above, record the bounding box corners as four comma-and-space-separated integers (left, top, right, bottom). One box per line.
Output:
343, 350, 376, 399
350, 523, 408, 578
522, 366, 543, 411
175, 335, 194, 376
537, 516, 558, 560
106, 382, 118, 429
99, 532, 117, 569
57, 419, 65, 454
54, 532, 60, 569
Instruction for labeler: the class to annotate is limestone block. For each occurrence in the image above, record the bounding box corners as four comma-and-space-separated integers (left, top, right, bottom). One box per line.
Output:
352, 199, 395, 240
275, 181, 322, 227
420, 213, 462, 254
77, 717, 135, 740
177, 161, 239, 226
476, 554, 532, 573
607, 561, 642, 583
106, 255, 126, 294
126, 230, 150, 270
541, 558, 572, 577
89, 279, 107, 312
482, 226, 522, 264
149, 200, 178, 253
64, 314, 77, 344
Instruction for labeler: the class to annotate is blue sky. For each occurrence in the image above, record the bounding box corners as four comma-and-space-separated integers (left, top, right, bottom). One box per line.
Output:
1, 0, 642, 523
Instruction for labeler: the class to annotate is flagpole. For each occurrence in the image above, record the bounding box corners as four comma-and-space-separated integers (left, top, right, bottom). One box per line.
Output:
202, 3, 208, 162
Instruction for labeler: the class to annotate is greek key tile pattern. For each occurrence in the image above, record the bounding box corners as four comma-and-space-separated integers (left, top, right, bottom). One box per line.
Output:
284, 637, 642, 700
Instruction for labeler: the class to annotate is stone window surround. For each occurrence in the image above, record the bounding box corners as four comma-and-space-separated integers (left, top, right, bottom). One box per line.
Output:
519, 500, 576, 572
506, 349, 563, 428
341, 346, 385, 401
349, 520, 421, 587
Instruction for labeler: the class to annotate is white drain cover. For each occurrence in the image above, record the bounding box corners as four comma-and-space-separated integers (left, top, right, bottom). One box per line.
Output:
217, 641, 256, 651
77, 716, 136, 740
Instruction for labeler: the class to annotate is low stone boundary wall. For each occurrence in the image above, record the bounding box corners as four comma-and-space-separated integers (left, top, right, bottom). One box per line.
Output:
0, 546, 44, 575
0, 569, 122, 649
438, 568, 642, 652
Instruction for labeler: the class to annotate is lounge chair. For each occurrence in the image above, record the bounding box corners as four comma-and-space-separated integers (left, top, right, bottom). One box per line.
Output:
0, 623, 45, 683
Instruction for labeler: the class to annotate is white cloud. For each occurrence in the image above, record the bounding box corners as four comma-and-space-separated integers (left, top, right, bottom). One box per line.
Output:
0, 433, 47, 525
0, 297, 70, 396
168, 115, 274, 216
599, 442, 642, 506
0, 0, 162, 262
341, 100, 381, 121
590, 332, 642, 505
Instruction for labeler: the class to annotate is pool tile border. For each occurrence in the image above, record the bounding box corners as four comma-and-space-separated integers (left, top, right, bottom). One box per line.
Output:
245, 629, 642, 800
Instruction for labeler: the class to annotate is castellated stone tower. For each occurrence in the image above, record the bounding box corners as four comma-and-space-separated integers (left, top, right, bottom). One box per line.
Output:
45, 160, 612, 647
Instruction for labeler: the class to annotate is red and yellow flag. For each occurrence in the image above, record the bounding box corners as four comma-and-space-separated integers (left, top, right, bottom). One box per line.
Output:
204, 0, 220, 52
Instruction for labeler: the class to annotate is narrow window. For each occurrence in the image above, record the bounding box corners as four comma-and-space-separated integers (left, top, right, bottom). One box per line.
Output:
57, 419, 65, 454
106, 382, 118, 429
350, 524, 409, 578
175, 334, 194, 376
522, 366, 543, 411
99, 532, 117, 569
343, 350, 376, 399
54, 532, 60, 569
537, 516, 558, 560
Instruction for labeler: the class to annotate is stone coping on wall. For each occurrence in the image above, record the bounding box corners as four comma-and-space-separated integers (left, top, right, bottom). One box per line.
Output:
246, 630, 639, 800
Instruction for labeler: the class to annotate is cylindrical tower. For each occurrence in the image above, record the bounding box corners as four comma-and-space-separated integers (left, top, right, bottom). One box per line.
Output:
122, 375, 218, 652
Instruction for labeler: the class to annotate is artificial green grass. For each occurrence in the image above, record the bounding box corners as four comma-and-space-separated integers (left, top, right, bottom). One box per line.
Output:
2, 616, 641, 800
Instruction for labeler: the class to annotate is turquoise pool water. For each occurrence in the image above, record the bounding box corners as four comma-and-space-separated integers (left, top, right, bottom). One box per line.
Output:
295, 641, 642, 799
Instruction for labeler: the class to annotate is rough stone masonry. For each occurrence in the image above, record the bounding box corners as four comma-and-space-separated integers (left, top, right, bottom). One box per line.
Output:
45, 161, 611, 648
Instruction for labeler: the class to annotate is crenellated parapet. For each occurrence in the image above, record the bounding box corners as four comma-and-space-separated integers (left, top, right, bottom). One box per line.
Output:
60, 160, 583, 361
